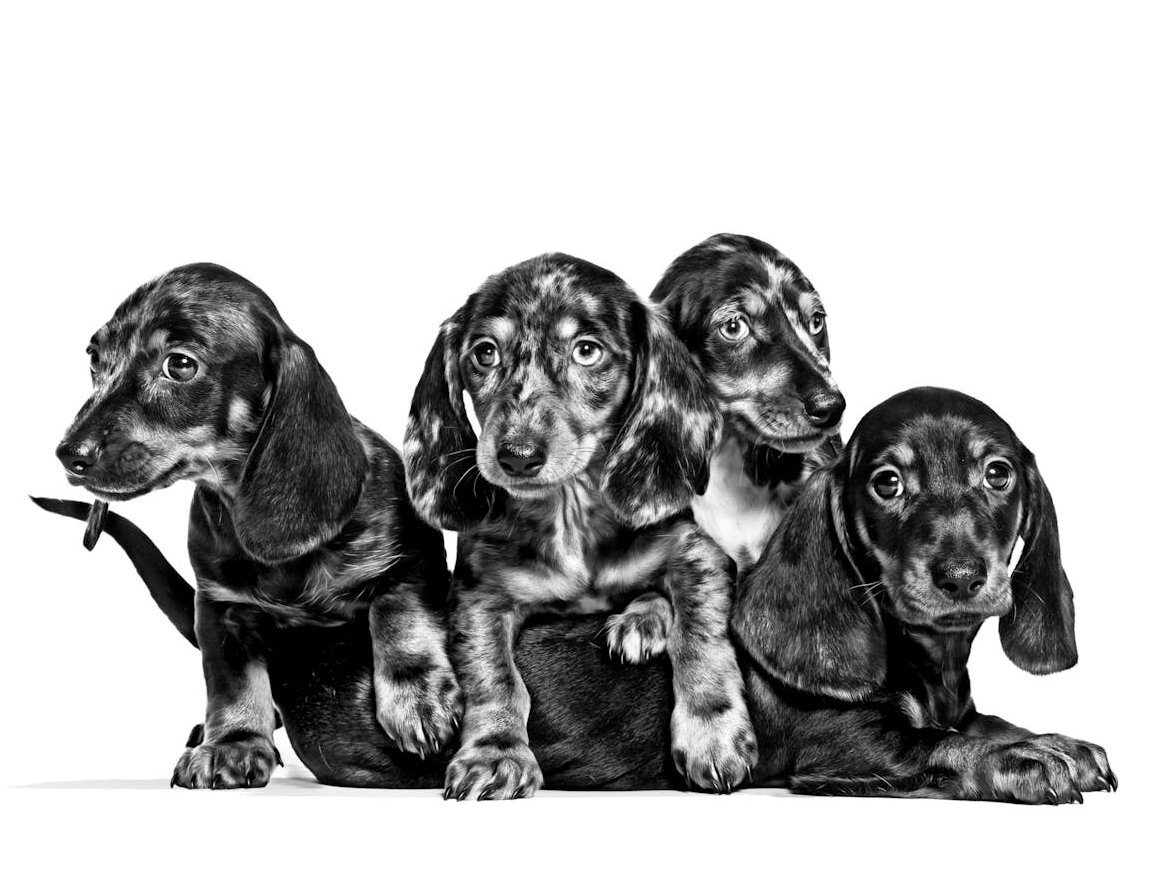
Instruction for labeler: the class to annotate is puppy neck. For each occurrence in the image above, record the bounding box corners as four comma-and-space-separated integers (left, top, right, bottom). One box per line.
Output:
889, 618, 981, 730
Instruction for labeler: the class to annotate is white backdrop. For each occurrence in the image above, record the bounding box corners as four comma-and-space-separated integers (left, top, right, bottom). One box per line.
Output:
2, 2, 1163, 872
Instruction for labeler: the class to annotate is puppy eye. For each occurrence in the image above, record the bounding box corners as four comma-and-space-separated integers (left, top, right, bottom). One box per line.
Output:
870, 467, 904, 500
719, 316, 751, 341
984, 460, 1014, 491
162, 353, 199, 382
87, 346, 99, 375
572, 339, 604, 367
809, 313, 826, 336
471, 341, 500, 369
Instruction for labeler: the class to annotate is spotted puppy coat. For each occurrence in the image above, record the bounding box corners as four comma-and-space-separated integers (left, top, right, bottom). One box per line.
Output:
651, 233, 845, 571
54, 264, 456, 788
404, 254, 757, 799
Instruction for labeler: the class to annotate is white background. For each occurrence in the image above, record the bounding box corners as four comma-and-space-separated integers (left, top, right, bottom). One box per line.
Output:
2, 2, 1164, 872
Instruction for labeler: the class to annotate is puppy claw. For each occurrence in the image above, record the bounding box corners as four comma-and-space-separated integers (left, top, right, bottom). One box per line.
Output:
604, 596, 672, 665
375, 663, 463, 758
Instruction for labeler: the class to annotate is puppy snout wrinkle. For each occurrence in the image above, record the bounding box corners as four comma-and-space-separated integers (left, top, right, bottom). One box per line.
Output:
497, 442, 546, 477
931, 557, 987, 602
56, 440, 100, 475
803, 392, 845, 429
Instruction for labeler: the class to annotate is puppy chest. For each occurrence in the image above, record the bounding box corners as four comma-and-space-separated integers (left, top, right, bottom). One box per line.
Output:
692, 442, 790, 568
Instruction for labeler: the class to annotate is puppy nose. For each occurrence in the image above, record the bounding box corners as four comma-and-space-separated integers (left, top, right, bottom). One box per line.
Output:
931, 558, 987, 602
56, 440, 100, 476
804, 392, 845, 429
497, 443, 546, 478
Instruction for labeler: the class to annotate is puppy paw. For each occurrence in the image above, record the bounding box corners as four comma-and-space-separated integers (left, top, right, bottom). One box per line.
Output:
171, 735, 281, 789
604, 593, 672, 664
671, 703, 758, 793
978, 735, 1116, 804
443, 739, 543, 801
375, 662, 464, 758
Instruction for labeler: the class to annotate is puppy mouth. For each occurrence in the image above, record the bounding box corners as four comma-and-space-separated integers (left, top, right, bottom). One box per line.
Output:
734, 406, 837, 452
929, 612, 987, 630
66, 460, 188, 501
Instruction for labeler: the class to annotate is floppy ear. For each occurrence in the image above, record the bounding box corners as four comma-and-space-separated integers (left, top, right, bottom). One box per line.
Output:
233, 332, 367, 564
731, 461, 887, 700
999, 448, 1077, 673
403, 311, 500, 530
601, 302, 721, 528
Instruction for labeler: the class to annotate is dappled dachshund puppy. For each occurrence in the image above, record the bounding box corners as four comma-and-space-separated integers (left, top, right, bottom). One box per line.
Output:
650, 233, 844, 570
37, 388, 1115, 801
52, 264, 455, 788
726, 386, 1115, 801
404, 253, 757, 799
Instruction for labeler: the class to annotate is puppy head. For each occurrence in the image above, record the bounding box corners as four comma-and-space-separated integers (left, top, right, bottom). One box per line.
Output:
651, 233, 844, 454
843, 387, 1076, 673
404, 254, 720, 530
731, 386, 1077, 700
56, 264, 366, 562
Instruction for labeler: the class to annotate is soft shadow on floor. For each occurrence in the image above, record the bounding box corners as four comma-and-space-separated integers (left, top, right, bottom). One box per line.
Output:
16, 777, 792, 798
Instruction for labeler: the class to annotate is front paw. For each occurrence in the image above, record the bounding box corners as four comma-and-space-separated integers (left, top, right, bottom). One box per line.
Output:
671, 704, 758, 793
978, 735, 1117, 804
605, 594, 672, 664
171, 735, 282, 789
443, 739, 543, 801
375, 663, 464, 758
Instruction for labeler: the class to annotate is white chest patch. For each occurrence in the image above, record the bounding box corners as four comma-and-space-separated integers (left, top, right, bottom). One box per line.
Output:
691, 438, 795, 571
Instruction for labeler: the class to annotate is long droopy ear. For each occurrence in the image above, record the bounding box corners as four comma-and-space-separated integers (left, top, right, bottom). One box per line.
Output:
731, 460, 887, 700
999, 447, 1077, 673
403, 310, 500, 530
601, 301, 721, 528
234, 332, 367, 564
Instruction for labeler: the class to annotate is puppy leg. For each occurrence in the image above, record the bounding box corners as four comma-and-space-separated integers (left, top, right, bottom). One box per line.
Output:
925, 725, 1117, 803
370, 584, 463, 758
172, 594, 281, 789
604, 592, 672, 664
662, 524, 758, 792
444, 593, 542, 800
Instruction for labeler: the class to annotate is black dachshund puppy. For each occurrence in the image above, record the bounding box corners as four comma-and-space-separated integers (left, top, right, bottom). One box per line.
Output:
39, 380, 1115, 802
46, 264, 456, 788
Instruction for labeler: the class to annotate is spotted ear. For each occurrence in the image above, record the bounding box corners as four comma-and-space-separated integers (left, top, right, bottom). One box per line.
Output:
234, 332, 367, 564
731, 460, 887, 700
601, 301, 721, 528
999, 448, 1077, 674
403, 311, 500, 530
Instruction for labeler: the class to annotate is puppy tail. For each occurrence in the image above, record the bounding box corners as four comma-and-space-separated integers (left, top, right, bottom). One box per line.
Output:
31, 496, 198, 648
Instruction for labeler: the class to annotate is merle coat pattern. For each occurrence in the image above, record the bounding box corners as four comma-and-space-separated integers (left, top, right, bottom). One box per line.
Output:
650, 233, 845, 571
51, 264, 456, 788
403, 253, 757, 799
38, 388, 1115, 803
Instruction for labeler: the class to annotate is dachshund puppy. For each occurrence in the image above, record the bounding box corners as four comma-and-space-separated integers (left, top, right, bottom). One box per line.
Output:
39, 388, 1116, 801
729, 386, 1115, 801
404, 253, 757, 799
650, 233, 844, 570
53, 264, 457, 788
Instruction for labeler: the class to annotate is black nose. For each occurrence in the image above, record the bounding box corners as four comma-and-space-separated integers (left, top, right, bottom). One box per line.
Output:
56, 440, 100, 476
497, 443, 546, 478
931, 558, 987, 602
804, 392, 845, 429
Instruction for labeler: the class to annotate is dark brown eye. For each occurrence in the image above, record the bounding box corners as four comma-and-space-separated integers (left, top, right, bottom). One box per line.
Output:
87, 346, 99, 374
719, 315, 751, 341
571, 339, 604, 366
472, 341, 500, 368
984, 460, 1013, 490
162, 353, 198, 382
870, 467, 904, 500
809, 313, 826, 336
